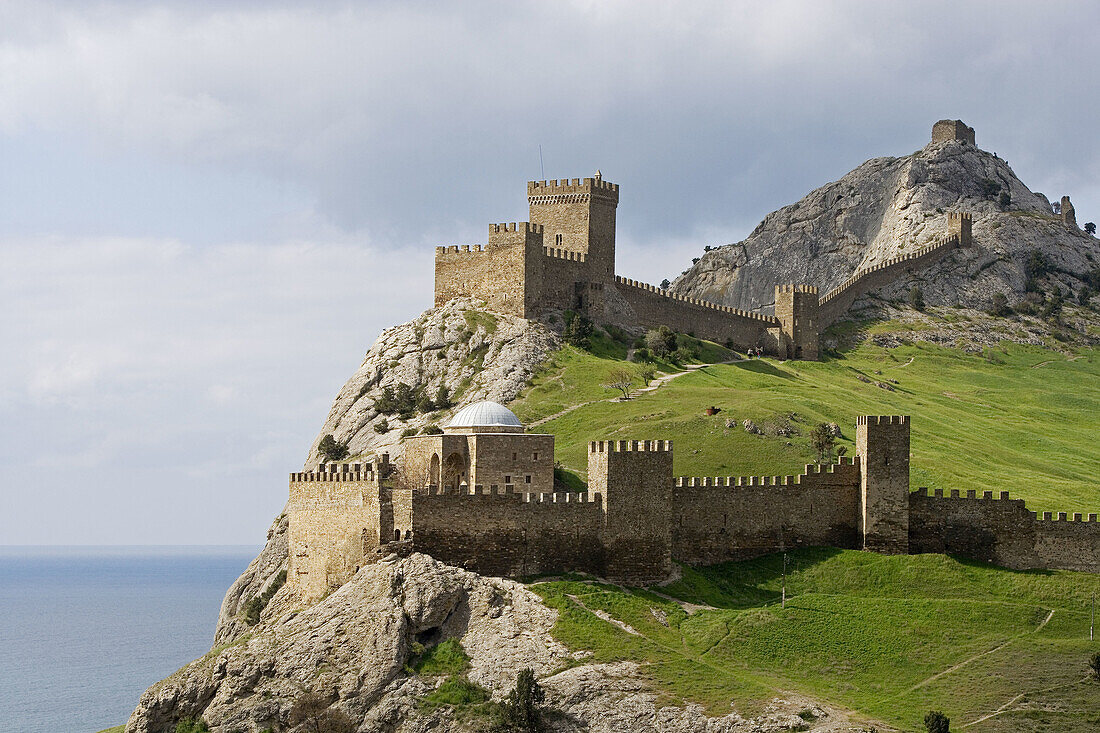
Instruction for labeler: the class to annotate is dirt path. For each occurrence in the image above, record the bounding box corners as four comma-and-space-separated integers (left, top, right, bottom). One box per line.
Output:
900, 610, 1055, 697
527, 358, 744, 428
566, 594, 640, 635
961, 674, 1090, 728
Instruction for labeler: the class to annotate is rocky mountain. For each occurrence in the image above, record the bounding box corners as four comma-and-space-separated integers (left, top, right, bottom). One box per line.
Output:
673, 134, 1099, 315
304, 298, 558, 468
132, 554, 864, 733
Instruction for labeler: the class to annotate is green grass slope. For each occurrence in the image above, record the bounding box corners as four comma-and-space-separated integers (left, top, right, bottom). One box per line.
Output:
511, 337, 1100, 515
533, 550, 1100, 732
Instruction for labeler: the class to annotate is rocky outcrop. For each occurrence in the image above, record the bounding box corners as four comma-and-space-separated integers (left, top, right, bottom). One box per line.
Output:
673, 137, 1098, 316
133, 554, 861, 733
304, 298, 559, 467
211, 511, 288, 647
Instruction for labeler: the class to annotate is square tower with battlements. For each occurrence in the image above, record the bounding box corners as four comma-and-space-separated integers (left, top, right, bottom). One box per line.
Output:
774, 285, 819, 360
856, 416, 910, 554
527, 174, 619, 283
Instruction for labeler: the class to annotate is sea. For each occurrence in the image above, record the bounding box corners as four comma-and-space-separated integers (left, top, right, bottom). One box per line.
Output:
0, 545, 260, 733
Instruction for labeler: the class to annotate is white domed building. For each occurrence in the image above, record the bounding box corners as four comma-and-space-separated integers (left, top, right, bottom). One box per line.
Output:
401, 401, 555, 494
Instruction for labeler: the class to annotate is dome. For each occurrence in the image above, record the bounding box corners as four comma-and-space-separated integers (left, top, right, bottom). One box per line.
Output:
447, 401, 523, 429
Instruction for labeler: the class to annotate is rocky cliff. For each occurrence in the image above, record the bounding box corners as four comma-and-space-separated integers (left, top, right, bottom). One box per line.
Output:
131, 554, 862, 733
304, 298, 558, 468
673, 137, 1098, 315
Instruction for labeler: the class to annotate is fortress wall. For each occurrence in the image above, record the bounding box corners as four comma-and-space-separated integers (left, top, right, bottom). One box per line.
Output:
532, 248, 594, 314
613, 277, 779, 350
468, 433, 556, 496
909, 489, 1100, 572
409, 488, 604, 578
434, 224, 544, 318
287, 470, 387, 600
817, 236, 959, 327
670, 459, 862, 565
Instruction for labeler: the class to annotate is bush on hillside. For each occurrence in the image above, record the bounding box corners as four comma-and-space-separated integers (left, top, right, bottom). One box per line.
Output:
1086, 222, 1096, 236
645, 325, 677, 358
978, 178, 1001, 199
374, 383, 423, 418
421, 424, 443, 435
175, 720, 209, 733
631, 347, 652, 363
318, 434, 349, 463
498, 668, 545, 732
243, 569, 287, 626
401, 427, 418, 438
1079, 286, 1094, 307
909, 285, 925, 311
374, 419, 390, 434
998, 190, 1011, 208
988, 293, 1011, 317
562, 310, 594, 349
810, 423, 836, 463
289, 692, 356, 733
1024, 249, 1050, 292
923, 710, 949, 733
1089, 651, 1100, 680
660, 278, 671, 290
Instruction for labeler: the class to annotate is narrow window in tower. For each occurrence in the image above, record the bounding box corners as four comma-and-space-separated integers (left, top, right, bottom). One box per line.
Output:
555, 233, 563, 247
505, 475, 512, 484
525, 475, 532, 484
533, 452, 539, 460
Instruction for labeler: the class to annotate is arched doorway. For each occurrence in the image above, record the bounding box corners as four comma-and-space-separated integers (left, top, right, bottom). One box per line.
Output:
429, 453, 440, 488
443, 452, 467, 491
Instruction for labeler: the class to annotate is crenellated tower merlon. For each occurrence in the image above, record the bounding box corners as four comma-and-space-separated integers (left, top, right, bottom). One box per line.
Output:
856, 415, 910, 554
948, 211, 973, 247
528, 174, 619, 283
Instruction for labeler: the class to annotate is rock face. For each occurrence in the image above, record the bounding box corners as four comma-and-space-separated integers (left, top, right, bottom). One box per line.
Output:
132, 554, 860, 733
304, 298, 559, 468
673, 138, 1098, 315
211, 301, 558, 647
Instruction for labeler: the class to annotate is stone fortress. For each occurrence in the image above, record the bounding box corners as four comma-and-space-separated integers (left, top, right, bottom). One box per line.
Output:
434, 122, 983, 361
288, 403, 1100, 600
286, 120, 1100, 600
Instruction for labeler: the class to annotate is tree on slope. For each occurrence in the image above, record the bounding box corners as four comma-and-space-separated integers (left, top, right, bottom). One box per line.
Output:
1086, 222, 1096, 236
289, 692, 356, 733
809, 423, 836, 463
923, 710, 950, 733
318, 434, 349, 463
498, 668, 546, 732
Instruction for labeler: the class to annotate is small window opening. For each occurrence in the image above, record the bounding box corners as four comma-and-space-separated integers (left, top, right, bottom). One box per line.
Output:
533, 452, 539, 460
512, 452, 517, 460
505, 475, 512, 484
555, 233, 563, 246
524, 475, 532, 484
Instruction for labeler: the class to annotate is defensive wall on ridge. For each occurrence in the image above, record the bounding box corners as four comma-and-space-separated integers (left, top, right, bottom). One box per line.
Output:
909, 488, 1100, 573
287, 415, 1100, 600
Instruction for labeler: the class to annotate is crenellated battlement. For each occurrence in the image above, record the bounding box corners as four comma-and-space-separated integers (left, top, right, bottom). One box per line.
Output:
491, 222, 545, 235
675, 456, 858, 489
912, 487, 1099, 523
527, 177, 620, 204
412, 484, 603, 505
614, 276, 780, 325
856, 415, 909, 426
776, 284, 819, 294
436, 244, 485, 254
543, 247, 587, 262
589, 439, 673, 453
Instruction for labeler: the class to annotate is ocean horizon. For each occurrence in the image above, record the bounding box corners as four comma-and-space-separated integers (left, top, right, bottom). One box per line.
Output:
0, 545, 261, 733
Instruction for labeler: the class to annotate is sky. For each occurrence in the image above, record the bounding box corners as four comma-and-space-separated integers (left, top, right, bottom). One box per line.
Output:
2, 1, 1098, 545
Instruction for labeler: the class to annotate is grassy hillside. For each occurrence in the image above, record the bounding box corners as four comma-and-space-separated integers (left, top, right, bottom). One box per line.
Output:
510, 334, 1100, 515
533, 550, 1100, 732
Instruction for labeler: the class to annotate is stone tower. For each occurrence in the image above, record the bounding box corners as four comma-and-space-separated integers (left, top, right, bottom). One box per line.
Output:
589, 439, 673, 583
932, 119, 975, 146
527, 175, 620, 283
947, 212, 973, 247
1060, 196, 1077, 227
774, 285, 820, 360
856, 416, 910, 554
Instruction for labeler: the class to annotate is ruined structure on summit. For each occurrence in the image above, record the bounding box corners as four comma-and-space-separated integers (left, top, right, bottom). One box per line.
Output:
287, 405, 1100, 600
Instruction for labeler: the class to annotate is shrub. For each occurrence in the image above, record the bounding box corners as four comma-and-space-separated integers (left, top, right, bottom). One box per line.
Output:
1024, 249, 1050, 292
659, 278, 671, 290
242, 569, 286, 626
671, 346, 695, 364
923, 710, 949, 733
978, 178, 1001, 199
988, 293, 1011, 317
1042, 287, 1064, 321
809, 423, 836, 463
401, 427, 418, 438
289, 692, 356, 733
909, 285, 925, 311
435, 385, 452, 410
174, 720, 209, 733
421, 424, 443, 435
499, 668, 545, 732
603, 367, 634, 399
1089, 651, 1100, 680
639, 365, 657, 384
1086, 222, 1097, 236
374, 419, 390, 434
631, 347, 652, 363
318, 434, 349, 463
645, 326, 677, 358
562, 310, 593, 349
1079, 286, 1093, 307
998, 190, 1011, 208
374, 383, 422, 418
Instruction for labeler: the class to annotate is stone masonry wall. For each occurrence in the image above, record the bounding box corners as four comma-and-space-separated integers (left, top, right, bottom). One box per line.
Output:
434, 223, 544, 318
817, 235, 961, 327
407, 487, 604, 578
671, 459, 862, 565
614, 277, 779, 350
910, 488, 1100, 572
287, 465, 388, 601
588, 440, 674, 584
856, 416, 910, 554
